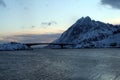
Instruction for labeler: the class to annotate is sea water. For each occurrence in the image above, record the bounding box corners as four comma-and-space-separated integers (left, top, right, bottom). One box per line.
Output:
0, 49, 120, 80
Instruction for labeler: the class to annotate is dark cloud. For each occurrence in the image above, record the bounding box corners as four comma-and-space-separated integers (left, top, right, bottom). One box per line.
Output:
0, 33, 61, 43
41, 21, 57, 26
101, 0, 120, 9
0, 0, 6, 7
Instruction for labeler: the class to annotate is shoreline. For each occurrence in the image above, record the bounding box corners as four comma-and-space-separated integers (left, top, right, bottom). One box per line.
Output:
0, 47, 120, 52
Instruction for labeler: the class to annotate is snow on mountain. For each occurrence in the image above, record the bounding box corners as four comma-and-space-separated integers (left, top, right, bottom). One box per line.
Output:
53, 16, 120, 48
0, 42, 30, 51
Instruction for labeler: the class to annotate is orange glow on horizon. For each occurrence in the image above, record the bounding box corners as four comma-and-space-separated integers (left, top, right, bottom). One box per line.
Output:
1, 28, 65, 36
103, 18, 120, 25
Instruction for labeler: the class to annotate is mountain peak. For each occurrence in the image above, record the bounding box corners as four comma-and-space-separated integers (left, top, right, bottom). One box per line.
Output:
77, 16, 92, 24
84, 16, 91, 21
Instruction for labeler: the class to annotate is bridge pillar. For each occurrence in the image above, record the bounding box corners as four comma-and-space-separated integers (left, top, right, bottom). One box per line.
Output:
60, 44, 64, 49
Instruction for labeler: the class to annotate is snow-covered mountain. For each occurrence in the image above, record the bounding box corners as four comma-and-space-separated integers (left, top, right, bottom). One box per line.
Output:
0, 42, 30, 51
53, 16, 120, 48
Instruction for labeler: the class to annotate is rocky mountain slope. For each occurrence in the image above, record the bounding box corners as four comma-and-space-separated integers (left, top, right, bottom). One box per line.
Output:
54, 16, 120, 48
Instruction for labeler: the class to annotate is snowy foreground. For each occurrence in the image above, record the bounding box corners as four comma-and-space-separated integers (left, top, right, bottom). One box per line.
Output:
0, 42, 30, 51
0, 49, 120, 80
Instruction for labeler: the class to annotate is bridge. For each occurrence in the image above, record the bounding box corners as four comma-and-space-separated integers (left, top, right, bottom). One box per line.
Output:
24, 43, 74, 49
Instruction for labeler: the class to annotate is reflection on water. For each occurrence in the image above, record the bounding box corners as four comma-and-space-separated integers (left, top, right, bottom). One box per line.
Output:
0, 49, 120, 80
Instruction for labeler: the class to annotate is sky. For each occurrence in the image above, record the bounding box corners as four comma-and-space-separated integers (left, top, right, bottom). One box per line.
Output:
0, 0, 120, 43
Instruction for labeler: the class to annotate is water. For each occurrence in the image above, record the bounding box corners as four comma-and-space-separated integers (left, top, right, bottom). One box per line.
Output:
0, 49, 120, 80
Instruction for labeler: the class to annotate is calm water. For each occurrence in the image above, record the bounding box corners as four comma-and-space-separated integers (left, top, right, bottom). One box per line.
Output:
0, 49, 120, 80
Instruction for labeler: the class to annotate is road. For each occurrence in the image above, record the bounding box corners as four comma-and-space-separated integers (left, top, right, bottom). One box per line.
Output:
0, 49, 120, 80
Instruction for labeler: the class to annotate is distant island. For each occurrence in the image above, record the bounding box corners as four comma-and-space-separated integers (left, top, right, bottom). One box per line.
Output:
0, 42, 31, 51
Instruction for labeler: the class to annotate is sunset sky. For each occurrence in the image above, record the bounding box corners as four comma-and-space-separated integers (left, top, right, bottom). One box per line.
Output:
0, 0, 120, 43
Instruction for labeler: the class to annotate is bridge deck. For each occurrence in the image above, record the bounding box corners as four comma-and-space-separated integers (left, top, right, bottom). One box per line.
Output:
24, 43, 74, 48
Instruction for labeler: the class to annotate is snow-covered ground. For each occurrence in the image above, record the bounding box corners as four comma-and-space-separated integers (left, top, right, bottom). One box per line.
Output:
0, 42, 30, 51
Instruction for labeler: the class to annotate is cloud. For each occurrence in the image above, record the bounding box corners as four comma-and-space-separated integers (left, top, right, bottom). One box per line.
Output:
41, 21, 57, 26
101, 0, 120, 9
0, 33, 61, 43
0, 0, 6, 7
31, 26, 36, 28
21, 26, 36, 29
